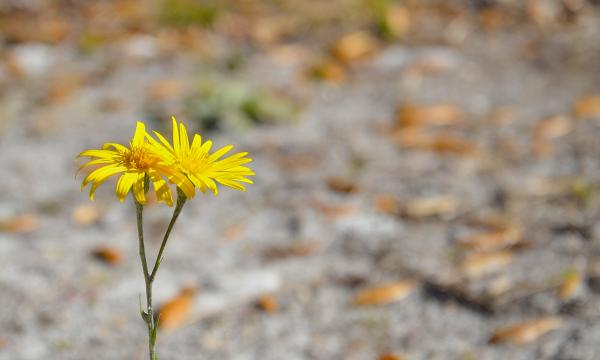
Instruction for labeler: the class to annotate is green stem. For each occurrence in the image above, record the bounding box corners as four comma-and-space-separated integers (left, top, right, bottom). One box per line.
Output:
134, 189, 187, 360
135, 201, 155, 360
150, 193, 187, 281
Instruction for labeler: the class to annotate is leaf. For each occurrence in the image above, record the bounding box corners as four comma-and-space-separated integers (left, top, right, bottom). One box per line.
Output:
308, 60, 347, 84
326, 177, 358, 194
572, 94, 600, 119
457, 225, 522, 252
353, 280, 417, 306
311, 200, 358, 219
92, 246, 123, 266
373, 195, 400, 215
489, 317, 563, 345
395, 104, 464, 129
72, 204, 102, 227
157, 287, 198, 331
262, 242, 319, 260
255, 294, 278, 313
0, 213, 40, 234
533, 115, 572, 140
460, 251, 513, 278
378, 354, 407, 360
331, 31, 378, 64
147, 79, 185, 101
402, 196, 460, 219
558, 269, 581, 301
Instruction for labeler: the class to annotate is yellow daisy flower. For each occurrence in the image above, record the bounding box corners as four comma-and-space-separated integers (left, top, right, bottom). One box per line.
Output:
147, 117, 255, 196
78, 122, 194, 206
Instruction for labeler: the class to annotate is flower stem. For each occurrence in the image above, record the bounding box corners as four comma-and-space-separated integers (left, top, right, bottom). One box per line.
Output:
135, 200, 156, 360
135, 190, 187, 360
150, 192, 187, 281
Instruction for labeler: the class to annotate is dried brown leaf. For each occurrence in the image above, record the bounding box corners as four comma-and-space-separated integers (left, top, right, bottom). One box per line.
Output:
72, 204, 102, 227
534, 115, 572, 139
374, 195, 400, 215
385, 5, 411, 38
353, 280, 417, 306
378, 354, 407, 360
558, 270, 581, 301
308, 60, 347, 84
147, 79, 185, 101
425, 136, 478, 156
331, 32, 378, 64
403, 196, 460, 218
458, 226, 522, 252
92, 246, 123, 266
572, 95, 600, 119
262, 242, 319, 260
0, 214, 40, 234
312, 200, 358, 219
326, 177, 358, 194
461, 251, 513, 278
255, 294, 278, 313
158, 287, 198, 331
489, 317, 563, 345
395, 104, 464, 129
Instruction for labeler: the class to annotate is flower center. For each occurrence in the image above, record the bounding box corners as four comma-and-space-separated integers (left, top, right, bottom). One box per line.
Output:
122, 146, 158, 170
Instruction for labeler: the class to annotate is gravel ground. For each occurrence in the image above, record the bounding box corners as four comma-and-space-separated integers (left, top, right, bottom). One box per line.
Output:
1, 1, 600, 359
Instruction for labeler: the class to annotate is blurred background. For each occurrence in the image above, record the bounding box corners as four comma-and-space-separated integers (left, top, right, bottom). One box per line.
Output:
0, 0, 600, 359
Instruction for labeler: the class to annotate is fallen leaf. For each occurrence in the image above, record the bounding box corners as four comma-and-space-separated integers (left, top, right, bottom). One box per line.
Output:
403, 196, 460, 218
425, 136, 478, 156
255, 294, 278, 313
353, 280, 417, 306
331, 31, 378, 64
534, 115, 572, 139
312, 200, 358, 219
72, 204, 102, 227
158, 287, 198, 331
373, 195, 400, 215
458, 226, 522, 252
326, 177, 358, 194
262, 242, 319, 260
532, 115, 573, 157
480, 6, 508, 30
147, 79, 185, 101
558, 270, 581, 301
388, 5, 411, 35
45, 73, 84, 104
308, 60, 347, 84
461, 251, 513, 278
489, 317, 563, 345
0, 213, 40, 234
572, 95, 600, 119
92, 246, 123, 265
378, 353, 407, 360
395, 104, 464, 129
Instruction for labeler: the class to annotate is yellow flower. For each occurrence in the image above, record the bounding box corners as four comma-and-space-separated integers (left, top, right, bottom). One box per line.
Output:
147, 117, 255, 196
78, 122, 194, 206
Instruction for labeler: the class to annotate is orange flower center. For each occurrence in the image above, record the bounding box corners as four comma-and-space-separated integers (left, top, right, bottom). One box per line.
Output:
122, 146, 158, 170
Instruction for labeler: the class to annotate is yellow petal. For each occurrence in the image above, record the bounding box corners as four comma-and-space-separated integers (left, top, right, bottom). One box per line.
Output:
115, 172, 138, 201
82, 165, 126, 188
102, 143, 128, 152
209, 145, 234, 162
172, 117, 180, 155
149, 169, 173, 206
132, 122, 146, 147
179, 122, 190, 156
152, 130, 175, 153
78, 149, 117, 159
132, 173, 147, 204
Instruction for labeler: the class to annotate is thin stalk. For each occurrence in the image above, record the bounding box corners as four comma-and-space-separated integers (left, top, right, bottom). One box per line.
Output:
135, 189, 187, 360
135, 200, 155, 360
150, 193, 186, 281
